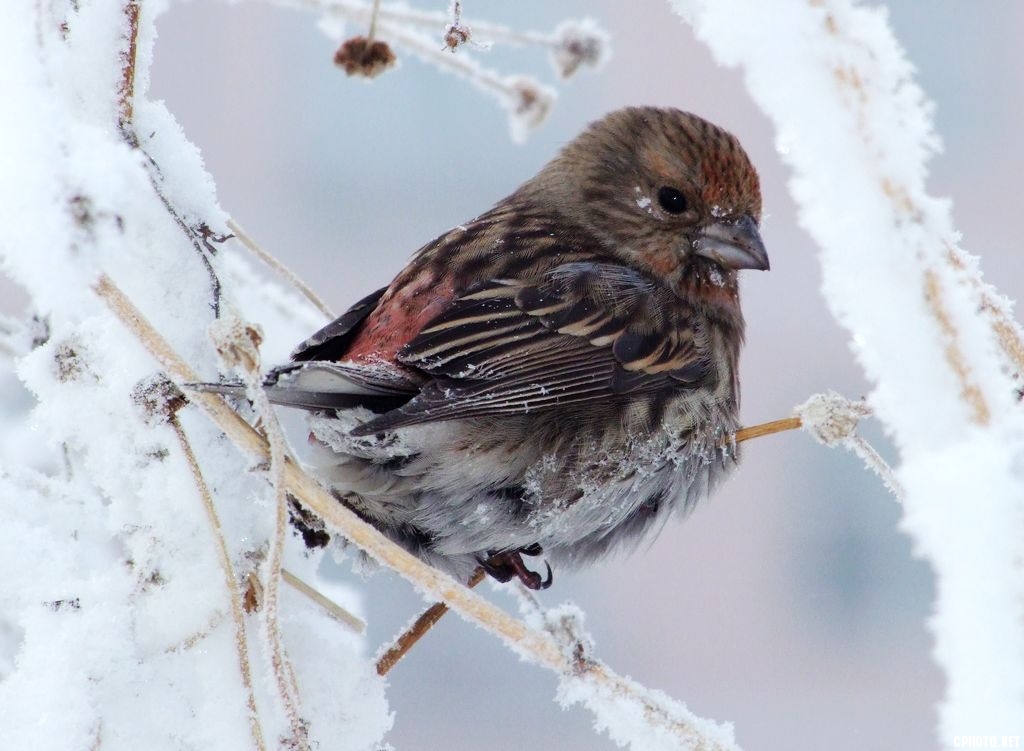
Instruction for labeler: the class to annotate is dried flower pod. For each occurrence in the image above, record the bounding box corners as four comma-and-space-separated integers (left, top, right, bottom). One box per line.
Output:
550, 19, 610, 79
443, 1, 471, 51
132, 374, 188, 424
443, 23, 471, 51
333, 36, 397, 79
503, 76, 556, 143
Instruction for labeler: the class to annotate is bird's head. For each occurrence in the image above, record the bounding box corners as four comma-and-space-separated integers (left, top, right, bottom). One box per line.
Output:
526, 106, 769, 282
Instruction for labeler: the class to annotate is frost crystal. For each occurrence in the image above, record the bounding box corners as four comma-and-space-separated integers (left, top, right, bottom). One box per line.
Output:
794, 391, 869, 447
634, 187, 652, 213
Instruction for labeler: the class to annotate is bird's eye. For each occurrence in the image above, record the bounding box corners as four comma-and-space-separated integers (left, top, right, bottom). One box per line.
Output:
657, 186, 688, 215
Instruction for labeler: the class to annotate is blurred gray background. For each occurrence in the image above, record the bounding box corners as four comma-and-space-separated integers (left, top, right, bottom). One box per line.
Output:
148, 2, 1023, 749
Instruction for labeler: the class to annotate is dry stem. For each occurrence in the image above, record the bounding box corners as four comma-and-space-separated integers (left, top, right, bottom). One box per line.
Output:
226, 219, 334, 320
922, 268, 990, 425
117, 0, 140, 131
944, 243, 1024, 376
291, 0, 548, 106
376, 567, 485, 676
302, 0, 582, 51
170, 415, 267, 751
212, 315, 309, 751
364, 0, 382, 44
734, 416, 802, 443
282, 568, 365, 633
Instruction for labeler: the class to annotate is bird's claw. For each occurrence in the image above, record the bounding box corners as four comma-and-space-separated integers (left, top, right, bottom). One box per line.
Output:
481, 546, 553, 590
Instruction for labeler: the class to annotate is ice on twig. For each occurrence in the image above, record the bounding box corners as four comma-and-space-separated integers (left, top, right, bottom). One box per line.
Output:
794, 391, 870, 447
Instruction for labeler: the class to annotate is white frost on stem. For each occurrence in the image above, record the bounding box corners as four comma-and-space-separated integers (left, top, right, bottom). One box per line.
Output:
1, 2, 390, 748
672, 0, 1024, 740
209, 313, 309, 751
795, 391, 903, 500
510, 586, 739, 751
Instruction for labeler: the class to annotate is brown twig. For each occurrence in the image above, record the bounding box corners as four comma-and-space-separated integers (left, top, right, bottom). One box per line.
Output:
116, 0, 223, 316
282, 568, 365, 633
226, 219, 335, 320
117, 0, 140, 131
944, 243, 1024, 376
922, 268, 990, 425
209, 315, 309, 751
376, 567, 485, 676
734, 416, 802, 443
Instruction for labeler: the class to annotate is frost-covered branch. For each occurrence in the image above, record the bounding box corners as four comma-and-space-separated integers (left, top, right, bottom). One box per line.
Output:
278, 0, 608, 141
1, 2, 388, 746
792, 392, 903, 500
135, 376, 267, 751
228, 219, 335, 320
209, 315, 309, 750
672, 0, 1024, 740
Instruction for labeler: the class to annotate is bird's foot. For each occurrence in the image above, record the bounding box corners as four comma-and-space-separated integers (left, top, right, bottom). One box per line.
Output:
481, 546, 553, 590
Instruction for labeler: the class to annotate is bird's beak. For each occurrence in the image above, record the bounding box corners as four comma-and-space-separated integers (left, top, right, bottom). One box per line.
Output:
693, 214, 770, 271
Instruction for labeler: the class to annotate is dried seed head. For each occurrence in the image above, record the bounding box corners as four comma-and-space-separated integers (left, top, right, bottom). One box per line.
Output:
550, 19, 610, 79
795, 392, 871, 446
242, 572, 263, 614
503, 77, 556, 143
132, 374, 188, 424
53, 337, 96, 383
443, 1, 471, 51
443, 22, 471, 51
333, 36, 397, 78
209, 314, 263, 375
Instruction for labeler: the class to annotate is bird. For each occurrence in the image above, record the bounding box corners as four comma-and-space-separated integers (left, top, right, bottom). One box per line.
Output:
203, 106, 769, 589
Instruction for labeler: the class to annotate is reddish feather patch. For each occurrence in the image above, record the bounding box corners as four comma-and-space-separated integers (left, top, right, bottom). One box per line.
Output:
342, 273, 458, 364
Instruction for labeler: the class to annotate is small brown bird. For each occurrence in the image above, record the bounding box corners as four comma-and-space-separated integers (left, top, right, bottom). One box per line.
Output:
217, 107, 768, 589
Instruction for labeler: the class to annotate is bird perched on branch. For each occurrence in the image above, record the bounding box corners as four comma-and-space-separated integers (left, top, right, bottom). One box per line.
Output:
203, 106, 769, 589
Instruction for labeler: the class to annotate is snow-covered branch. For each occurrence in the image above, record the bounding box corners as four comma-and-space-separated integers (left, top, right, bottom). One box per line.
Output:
672, 0, 1024, 741
284, 0, 609, 141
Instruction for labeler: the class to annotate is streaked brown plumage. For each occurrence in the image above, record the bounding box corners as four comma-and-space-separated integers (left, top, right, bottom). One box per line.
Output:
209, 107, 769, 588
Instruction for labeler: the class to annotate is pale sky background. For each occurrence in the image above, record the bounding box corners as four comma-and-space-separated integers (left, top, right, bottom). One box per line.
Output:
146, 2, 1023, 749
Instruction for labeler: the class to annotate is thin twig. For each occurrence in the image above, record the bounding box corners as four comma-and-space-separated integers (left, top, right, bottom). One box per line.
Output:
169, 414, 267, 751
734, 416, 802, 443
299, 0, 573, 50
226, 219, 334, 320
165, 610, 226, 652
117, 0, 140, 131
93, 273, 740, 750
376, 567, 485, 676
116, 1, 223, 316
282, 568, 365, 633
846, 434, 904, 500
290, 0, 545, 100
944, 243, 1024, 376
210, 315, 308, 751
364, 0, 382, 45
922, 268, 990, 425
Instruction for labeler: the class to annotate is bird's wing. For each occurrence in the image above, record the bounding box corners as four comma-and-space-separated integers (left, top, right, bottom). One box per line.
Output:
351, 261, 712, 435
188, 285, 422, 411
290, 287, 389, 362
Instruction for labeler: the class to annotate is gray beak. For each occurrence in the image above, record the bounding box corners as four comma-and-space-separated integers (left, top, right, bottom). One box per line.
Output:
694, 214, 770, 271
